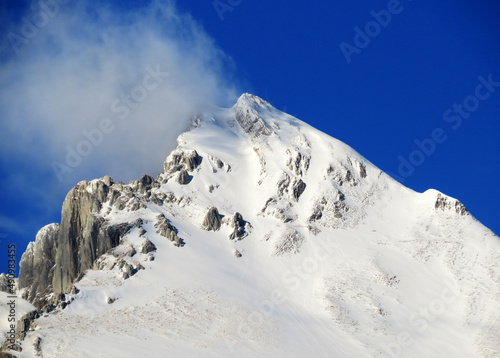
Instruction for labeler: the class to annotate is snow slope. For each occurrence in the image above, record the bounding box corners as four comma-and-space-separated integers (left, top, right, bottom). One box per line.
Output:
3, 94, 499, 357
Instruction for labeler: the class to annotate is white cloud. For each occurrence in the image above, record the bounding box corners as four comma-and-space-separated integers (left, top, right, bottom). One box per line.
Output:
0, 0, 239, 188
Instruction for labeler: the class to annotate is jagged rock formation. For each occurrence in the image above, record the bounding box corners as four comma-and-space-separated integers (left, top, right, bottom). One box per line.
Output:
52, 182, 134, 294
52, 178, 118, 295
19, 175, 173, 308
155, 214, 183, 246
177, 170, 191, 184
141, 240, 157, 254
163, 149, 202, 175
202, 207, 222, 231
36, 292, 76, 314
33, 337, 42, 356
309, 191, 348, 223
228, 212, 248, 240
291, 178, 306, 201
18, 224, 58, 306
93, 253, 145, 280
0, 274, 10, 293
285, 149, 310, 176
435, 193, 468, 215
16, 310, 39, 340
132, 175, 156, 194
233, 94, 274, 137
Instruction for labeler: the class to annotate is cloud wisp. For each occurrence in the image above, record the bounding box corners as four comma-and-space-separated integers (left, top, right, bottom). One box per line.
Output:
0, 0, 239, 187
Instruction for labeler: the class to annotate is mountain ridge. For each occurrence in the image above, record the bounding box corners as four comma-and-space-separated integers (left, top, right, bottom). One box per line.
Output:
2, 94, 499, 357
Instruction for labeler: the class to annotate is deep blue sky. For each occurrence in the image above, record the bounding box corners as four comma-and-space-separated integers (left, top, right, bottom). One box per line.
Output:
0, 0, 499, 273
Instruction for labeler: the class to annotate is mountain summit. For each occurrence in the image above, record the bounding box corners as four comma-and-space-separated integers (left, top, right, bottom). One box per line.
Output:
3, 94, 499, 357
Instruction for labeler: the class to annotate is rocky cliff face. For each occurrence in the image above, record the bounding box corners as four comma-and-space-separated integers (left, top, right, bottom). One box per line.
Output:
17, 141, 208, 309
18, 223, 58, 305
16, 175, 151, 307
18, 177, 133, 308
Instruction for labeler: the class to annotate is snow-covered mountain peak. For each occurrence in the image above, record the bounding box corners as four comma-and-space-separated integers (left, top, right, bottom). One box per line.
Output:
3, 94, 499, 358
234, 93, 273, 111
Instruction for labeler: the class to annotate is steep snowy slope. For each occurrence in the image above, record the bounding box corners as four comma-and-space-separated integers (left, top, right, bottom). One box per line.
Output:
3, 94, 499, 358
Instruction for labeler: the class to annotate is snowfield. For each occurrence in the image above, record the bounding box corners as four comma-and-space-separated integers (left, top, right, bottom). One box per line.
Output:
2, 94, 499, 357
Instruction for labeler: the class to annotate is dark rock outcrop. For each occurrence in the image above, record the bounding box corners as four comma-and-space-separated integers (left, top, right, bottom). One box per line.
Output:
164, 149, 202, 173
19, 178, 135, 309
184, 151, 203, 171
202, 207, 222, 231
231, 212, 245, 228
359, 162, 367, 178
155, 214, 183, 246
0, 273, 11, 293
177, 170, 191, 185
51, 180, 111, 295
286, 150, 310, 176
326, 163, 362, 187
435, 193, 468, 216
292, 179, 306, 201
39, 292, 74, 314
133, 175, 156, 194
309, 207, 323, 221
228, 212, 248, 240
211, 156, 224, 169
18, 224, 58, 306
33, 337, 42, 355
141, 240, 157, 254
275, 173, 306, 201
16, 310, 40, 340
309, 191, 347, 223
277, 173, 291, 196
